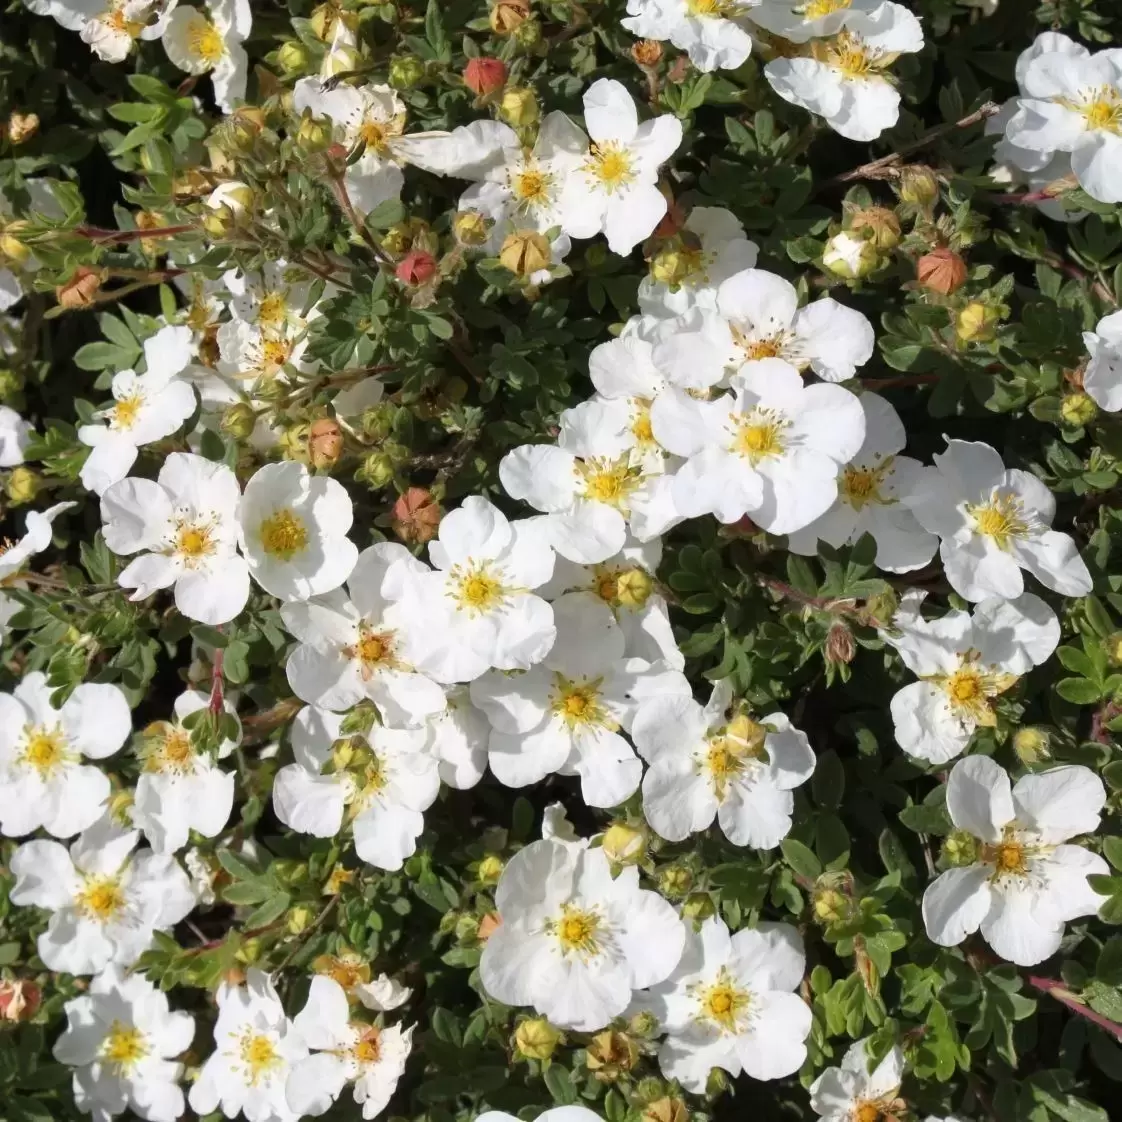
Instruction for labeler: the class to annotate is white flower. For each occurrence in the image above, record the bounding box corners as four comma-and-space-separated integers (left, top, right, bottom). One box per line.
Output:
10, 818, 195, 975
1005, 44, 1122, 204
79, 326, 198, 495
0, 500, 74, 581
287, 976, 413, 1120
657, 267, 875, 386
354, 973, 412, 1012
0, 404, 32, 466
637, 916, 811, 1092
0, 671, 130, 838
749, 0, 885, 43
239, 461, 358, 602
904, 439, 1092, 601
633, 679, 815, 847
422, 685, 489, 789
558, 78, 683, 255
638, 207, 759, 318
404, 496, 556, 683
280, 543, 447, 724
654, 359, 865, 534
786, 393, 937, 572
1, 179, 63, 310
101, 452, 250, 625
809, 1037, 906, 1122
480, 837, 686, 1031
131, 689, 240, 854
478, 1110, 603, 1122
53, 964, 195, 1122
227, 261, 325, 336
163, 1, 250, 114
214, 316, 314, 397
470, 593, 688, 808
883, 591, 1059, 765
189, 969, 308, 1122
272, 705, 439, 871
765, 4, 925, 141
76, 1, 180, 64
922, 756, 1108, 966
1083, 308, 1122, 412
622, 0, 756, 73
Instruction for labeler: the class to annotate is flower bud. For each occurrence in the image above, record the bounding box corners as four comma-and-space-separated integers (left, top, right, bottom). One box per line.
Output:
309, 3, 346, 40
586, 1030, 640, 1081
513, 17, 542, 48
0, 222, 31, 268
490, 0, 530, 36
0, 979, 41, 1022
849, 206, 901, 251
360, 402, 398, 442
955, 301, 1003, 343
812, 886, 848, 924
650, 245, 700, 288
392, 487, 442, 545
464, 56, 508, 97
6, 112, 39, 145
514, 1016, 561, 1061
822, 230, 879, 279
943, 829, 979, 867
207, 180, 255, 217
0, 366, 22, 402
916, 247, 966, 295
499, 86, 540, 127
453, 210, 492, 247
296, 115, 332, 151
56, 266, 104, 309
644, 1099, 687, 1122
499, 230, 551, 277
278, 422, 310, 462
477, 854, 504, 884
601, 822, 646, 866
476, 911, 502, 941
388, 54, 425, 90
382, 219, 429, 255
1013, 726, 1052, 765
681, 892, 715, 921
221, 403, 258, 439
276, 40, 309, 75
630, 1013, 660, 1039
657, 864, 693, 897
308, 417, 344, 469
323, 865, 355, 895
632, 39, 664, 68
826, 622, 856, 665
898, 165, 940, 207
1060, 391, 1098, 427
357, 450, 398, 489
287, 905, 314, 935
395, 250, 437, 286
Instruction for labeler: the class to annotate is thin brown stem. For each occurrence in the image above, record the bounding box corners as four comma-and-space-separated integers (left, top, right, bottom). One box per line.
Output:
328, 172, 393, 266
209, 648, 225, 716
277, 895, 340, 971
859, 373, 941, 389
75, 224, 196, 243
1026, 976, 1122, 1041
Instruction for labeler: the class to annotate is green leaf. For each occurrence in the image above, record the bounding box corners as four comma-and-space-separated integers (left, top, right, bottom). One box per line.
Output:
244, 892, 291, 928
780, 838, 822, 880
1056, 677, 1103, 705
543, 1064, 577, 1105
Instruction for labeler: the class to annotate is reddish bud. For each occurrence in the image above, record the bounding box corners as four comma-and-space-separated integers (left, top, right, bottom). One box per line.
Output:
464, 57, 507, 97
392, 487, 442, 545
826, 622, 856, 665
477, 912, 502, 941
0, 979, 41, 1022
653, 185, 685, 238
308, 417, 343, 470
916, 247, 967, 295
395, 250, 437, 286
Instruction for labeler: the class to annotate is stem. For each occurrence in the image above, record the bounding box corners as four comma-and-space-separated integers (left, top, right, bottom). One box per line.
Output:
75, 224, 196, 243
1026, 976, 1122, 1041
1090, 701, 1121, 745
328, 172, 393, 266
209, 648, 225, 716
1044, 254, 1119, 307
277, 895, 340, 971
755, 575, 863, 617
859, 373, 941, 389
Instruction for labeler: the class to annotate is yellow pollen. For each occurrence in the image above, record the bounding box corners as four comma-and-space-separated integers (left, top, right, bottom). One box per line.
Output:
555, 905, 601, 955
550, 675, 610, 729
111, 393, 144, 430
511, 167, 553, 205
1079, 88, 1122, 133
968, 493, 1029, 550
258, 508, 309, 560
358, 632, 391, 665
21, 727, 69, 777
686, 0, 733, 15
840, 459, 892, 509
584, 143, 635, 192
101, 1023, 149, 1072
631, 407, 655, 446
743, 337, 784, 360
0, 536, 15, 557
855, 1105, 883, 1122
995, 841, 1026, 873
697, 970, 750, 1031
314, 952, 371, 990
77, 877, 126, 922
948, 669, 981, 703
260, 338, 291, 373
163, 728, 193, 764
189, 18, 225, 66
257, 292, 288, 329
239, 1032, 281, 1085
825, 32, 874, 78
804, 0, 851, 17
734, 413, 787, 463
577, 458, 640, 508
353, 1028, 382, 1065
175, 521, 216, 561
451, 563, 506, 614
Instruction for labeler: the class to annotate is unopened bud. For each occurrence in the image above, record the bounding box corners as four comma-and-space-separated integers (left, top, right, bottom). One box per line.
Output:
309, 3, 345, 40
287, 905, 313, 935
514, 1016, 561, 1061
0, 222, 31, 268
360, 402, 397, 442
0, 367, 22, 401
391, 487, 442, 545
499, 86, 539, 127
630, 1012, 660, 1039
586, 1030, 640, 1081
477, 854, 505, 884
207, 180, 255, 217
0, 979, 41, 1022
477, 911, 502, 941
601, 822, 646, 866
357, 450, 397, 489
632, 39, 663, 68
850, 206, 901, 251
813, 886, 847, 924
395, 249, 437, 287
296, 115, 332, 151
221, 403, 258, 439
1060, 391, 1098, 427
644, 1099, 687, 1122
657, 864, 693, 897
943, 829, 979, 867
898, 165, 940, 207
382, 219, 429, 255
916, 247, 967, 295
388, 54, 425, 90
278, 422, 310, 462
56, 266, 104, 309
955, 301, 1003, 343
308, 417, 343, 469
513, 16, 542, 47
650, 245, 700, 288
682, 892, 715, 921
6, 112, 39, 145
490, 0, 530, 35
826, 622, 856, 665
499, 230, 551, 277
464, 56, 508, 97
822, 230, 879, 279
1013, 726, 1052, 765
453, 210, 492, 247
276, 40, 309, 75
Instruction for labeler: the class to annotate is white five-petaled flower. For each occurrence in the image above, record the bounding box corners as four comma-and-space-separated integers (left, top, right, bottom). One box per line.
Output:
188, 969, 308, 1122
280, 543, 447, 725
749, 0, 886, 43
622, 0, 757, 74
79, 325, 198, 495
904, 438, 1093, 602
470, 593, 689, 808
272, 705, 439, 871
1005, 42, 1122, 204
0, 500, 75, 581
637, 916, 811, 1092
131, 688, 240, 854
559, 78, 683, 255
786, 392, 937, 573
654, 359, 866, 534
10, 817, 196, 975
163, 0, 250, 114
239, 461, 358, 602
922, 756, 1108, 966
0, 671, 131, 838
0, 403, 32, 466
882, 591, 1060, 765
101, 452, 250, 624
1083, 308, 1122, 413
287, 975, 413, 1120
53, 964, 196, 1122
408, 495, 556, 683
478, 1109, 604, 1122
632, 679, 815, 847
809, 1036, 906, 1122
480, 837, 686, 1031
765, 3, 925, 141
26, 0, 179, 64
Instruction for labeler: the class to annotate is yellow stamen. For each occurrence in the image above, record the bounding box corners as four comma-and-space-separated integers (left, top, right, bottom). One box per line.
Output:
450, 562, 506, 614
257, 292, 288, 330
550, 675, 612, 729
576, 457, 641, 509
554, 905, 601, 955
238, 1032, 282, 1085
258, 508, 309, 560
696, 969, 751, 1031
584, 143, 635, 192
353, 1027, 382, 1065
511, 166, 553, 206
840, 459, 892, 509
21, 727, 69, 777
968, 492, 1030, 549
77, 876, 126, 922
733, 410, 788, 464
101, 1023, 149, 1073
189, 17, 225, 66
804, 0, 851, 18
111, 393, 144, 430
175, 519, 216, 562
1078, 87, 1122, 133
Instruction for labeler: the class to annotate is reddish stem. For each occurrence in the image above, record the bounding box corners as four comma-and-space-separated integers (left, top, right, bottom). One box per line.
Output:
1027, 976, 1122, 1041
75, 224, 196, 243
992, 189, 1057, 205
209, 649, 225, 715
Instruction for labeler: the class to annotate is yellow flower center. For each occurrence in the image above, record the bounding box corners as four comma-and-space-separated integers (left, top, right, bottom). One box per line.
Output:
77, 876, 127, 923
550, 675, 613, 729
189, 17, 225, 66
840, 459, 892, 509
979, 826, 1043, 880
1078, 87, 1122, 133
258, 508, 309, 560
101, 1023, 149, 1073
554, 905, 601, 955
353, 1027, 382, 1065
854, 1105, 884, 1122
697, 970, 751, 1031
932, 658, 1016, 727
968, 493, 1029, 550
257, 292, 288, 330
804, 0, 851, 17
584, 143, 636, 192
686, 0, 734, 16
357, 630, 393, 667
258, 338, 292, 377
733, 410, 788, 464
824, 32, 875, 79
450, 562, 507, 614
731, 326, 789, 362
111, 393, 144, 430
142, 722, 197, 773
21, 726, 70, 777
577, 458, 641, 509
511, 166, 554, 206
705, 716, 767, 799
175, 519, 217, 562
238, 1031, 282, 1085
630, 404, 655, 447
314, 952, 371, 991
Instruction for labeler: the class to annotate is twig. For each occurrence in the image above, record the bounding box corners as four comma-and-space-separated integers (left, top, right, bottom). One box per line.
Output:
209, 648, 225, 715
1026, 976, 1122, 1042
75, 224, 196, 243
1044, 254, 1118, 307
828, 102, 1000, 187
278, 895, 339, 971
328, 171, 393, 266
859, 373, 941, 390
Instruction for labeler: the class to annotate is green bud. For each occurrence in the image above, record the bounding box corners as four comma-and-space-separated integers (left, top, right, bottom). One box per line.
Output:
389, 55, 425, 90
6, 465, 40, 504
357, 450, 397, 489
943, 829, 979, 867
1060, 391, 1098, 427
1013, 726, 1052, 765
0, 367, 23, 402
221, 403, 258, 439
276, 41, 309, 76
512, 17, 542, 48
657, 864, 693, 898
681, 893, 715, 921
822, 230, 880, 279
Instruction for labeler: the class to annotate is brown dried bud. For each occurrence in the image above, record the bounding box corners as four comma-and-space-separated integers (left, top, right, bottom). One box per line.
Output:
916, 247, 967, 295
476, 912, 502, 941
652, 184, 685, 238
6, 112, 40, 145
490, 0, 530, 36
643, 1099, 688, 1122
667, 55, 690, 84
391, 487, 442, 545
826, 622, 856, 665
499, 230, 551, 277
0, 979, 41, 1022
464, 57, 508, 97
849, 206, 901, 251
308, 417, 343, 469
586, 1030, 640, 1081
631, 39, 663, 68
56, 266, 104, 309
